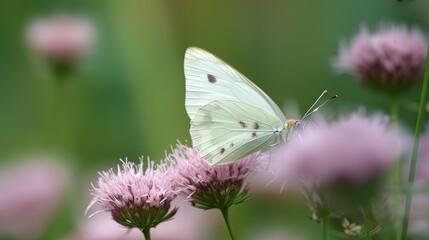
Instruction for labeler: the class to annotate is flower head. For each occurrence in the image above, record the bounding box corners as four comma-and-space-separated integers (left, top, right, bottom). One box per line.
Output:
27, 14, 94, 64
333, 24, 427, 95
0, 157, 69, 239
342, 218, 363, 237
274, 111, 404, 185
87, 159, 177, 232
169, 145, 260, 210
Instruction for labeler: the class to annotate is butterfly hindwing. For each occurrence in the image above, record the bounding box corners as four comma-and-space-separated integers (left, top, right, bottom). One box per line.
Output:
190, 100, 284, 164
185, 47, 286, 123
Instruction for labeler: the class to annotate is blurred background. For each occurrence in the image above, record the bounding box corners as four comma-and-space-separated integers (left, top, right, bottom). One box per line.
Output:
0, 0, 428, 239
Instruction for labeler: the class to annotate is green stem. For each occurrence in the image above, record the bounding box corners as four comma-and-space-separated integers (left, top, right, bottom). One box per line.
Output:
142, 228, 151, 240
322, 212, 328, 240
388, 94, 402, 239
389, 94, 399, 124
389, 95, 400, 185
221, 207, 236, 240
400, 44, 429, 240
362, 203, 373, 240
388, 94, 402, 240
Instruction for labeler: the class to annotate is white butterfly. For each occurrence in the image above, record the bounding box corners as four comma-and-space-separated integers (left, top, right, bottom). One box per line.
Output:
184, 47, 301, 165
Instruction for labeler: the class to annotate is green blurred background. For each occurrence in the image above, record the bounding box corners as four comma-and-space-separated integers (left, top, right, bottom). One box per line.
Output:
0, 0, 428, 239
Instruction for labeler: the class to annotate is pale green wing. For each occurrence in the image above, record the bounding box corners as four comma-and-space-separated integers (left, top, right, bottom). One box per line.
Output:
190, 100, 284, 164
185, 47, 287, 123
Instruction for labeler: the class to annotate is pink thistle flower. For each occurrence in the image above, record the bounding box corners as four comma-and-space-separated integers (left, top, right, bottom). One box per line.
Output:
274, 110, 405, 185
87, 159, 178, 233
168, 145, 260, 209
333, 24, 427, 95
26, 14, 94, 64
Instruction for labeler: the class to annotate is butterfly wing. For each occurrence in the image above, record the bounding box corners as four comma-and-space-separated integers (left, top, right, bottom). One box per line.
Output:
185, 47, 286, 123
190, 100, 284, 164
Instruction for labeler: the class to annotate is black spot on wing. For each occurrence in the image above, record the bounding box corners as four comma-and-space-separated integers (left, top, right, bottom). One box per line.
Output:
220, 148, 225, 155
254, 122, 260, 129
207, 74, 217, 83
239, 121, 247, 128
252, 132, 257, 137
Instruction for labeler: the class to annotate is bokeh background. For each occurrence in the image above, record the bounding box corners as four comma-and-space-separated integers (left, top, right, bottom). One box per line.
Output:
0, 0, 428, 239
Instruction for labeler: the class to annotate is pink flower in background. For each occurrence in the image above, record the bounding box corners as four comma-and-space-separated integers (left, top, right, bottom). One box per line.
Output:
169, 145, 260, 209
0, 157, 70, 239
274, 111, 405, 185
333, 24, 427, 94
26, 15, 94, 63
414, 127, 429, 184
71, 200, 217, 240
68, 211, 144, 240
87, 159, 178, 232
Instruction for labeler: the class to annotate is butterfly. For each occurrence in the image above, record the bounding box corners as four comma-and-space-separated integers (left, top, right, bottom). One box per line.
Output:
184, 47, 329, 165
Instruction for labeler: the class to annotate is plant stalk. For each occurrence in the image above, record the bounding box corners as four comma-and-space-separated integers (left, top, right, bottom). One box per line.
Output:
221, 207, 236, 240
142, 228, 151, 240
400, 44, 429, 240
322, 212, 328, 240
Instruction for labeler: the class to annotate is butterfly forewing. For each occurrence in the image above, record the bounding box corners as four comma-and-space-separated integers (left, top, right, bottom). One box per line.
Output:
185, 47, 286, 123
190, 100, 284, 164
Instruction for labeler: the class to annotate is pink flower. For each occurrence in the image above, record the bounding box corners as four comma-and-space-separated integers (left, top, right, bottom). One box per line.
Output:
333, 24, 427, 94
87, 159, 177, 232
26, 15, 94, 64
414, 127, 429, 184
68, 211, 144, 240
0, 157, 70, 239
168, 145, 260, 209
274, 111, 405, 185
70, 200, 216, 240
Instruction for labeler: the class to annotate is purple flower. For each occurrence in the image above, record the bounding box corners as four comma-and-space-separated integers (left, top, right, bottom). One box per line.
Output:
71, 199, 216, 240
26, 14, 95, 64
87, 159, 177, 232
414, 127, 429, 184
333, 24, 427, 94
274, 111, 405, 185
0, 157, 70, 239
168, 145, 260, 209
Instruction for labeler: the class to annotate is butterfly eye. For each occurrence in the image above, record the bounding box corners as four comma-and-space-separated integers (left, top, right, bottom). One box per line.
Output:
294, 121, 305, 129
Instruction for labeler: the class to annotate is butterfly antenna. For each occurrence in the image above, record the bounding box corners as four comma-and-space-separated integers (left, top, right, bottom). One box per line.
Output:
302, 90, 328, 120
302, 94, 338, 120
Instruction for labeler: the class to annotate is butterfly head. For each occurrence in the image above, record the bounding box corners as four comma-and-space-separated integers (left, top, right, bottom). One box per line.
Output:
286, 119, 304, 129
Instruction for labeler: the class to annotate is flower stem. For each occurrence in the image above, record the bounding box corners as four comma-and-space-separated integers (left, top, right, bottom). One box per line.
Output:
220, 207, 236, 240
400, 44, 429, 240
389, 94, 399, 124
362, 203, 373, 240
388, 94, 402, 240
142, 228, 151, 240
389, 94, 401, 186
321, 212, 328, 240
